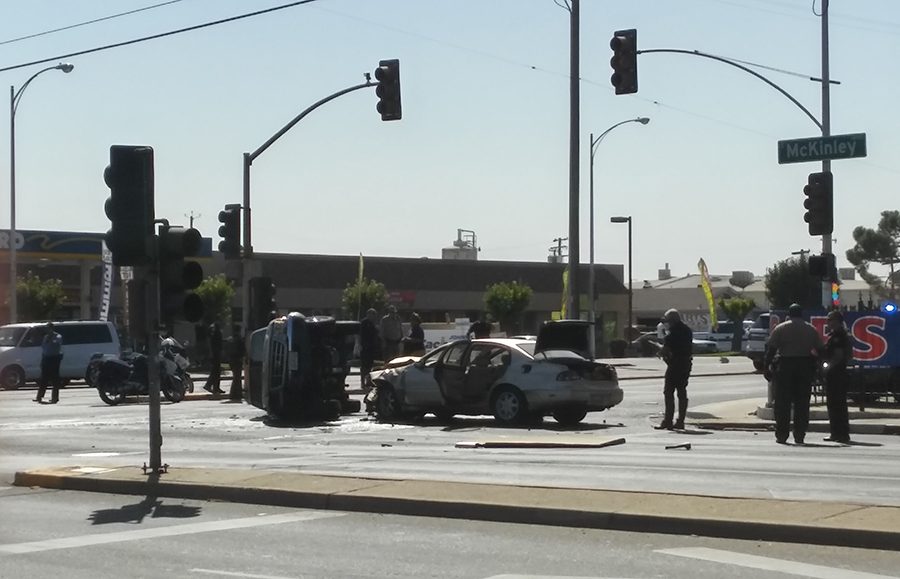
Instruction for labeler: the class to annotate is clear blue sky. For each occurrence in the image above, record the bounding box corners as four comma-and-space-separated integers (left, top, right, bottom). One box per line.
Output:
2, 0, 897, 282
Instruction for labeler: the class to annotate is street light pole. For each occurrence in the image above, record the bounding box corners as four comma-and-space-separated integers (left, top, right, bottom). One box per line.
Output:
8, 63, 74, 323
587, 117, 648, 358
611, 216, 633, 341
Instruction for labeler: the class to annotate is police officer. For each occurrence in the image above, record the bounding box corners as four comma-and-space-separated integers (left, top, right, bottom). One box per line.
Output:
655, 308, 693, 430
823, 310, 851, 443
764, 303, 824, 444
35, 322, 63, 404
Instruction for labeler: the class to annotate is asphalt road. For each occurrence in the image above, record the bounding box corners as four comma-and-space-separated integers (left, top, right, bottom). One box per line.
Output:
2, 374, 899, 506
2, 488, 899, 579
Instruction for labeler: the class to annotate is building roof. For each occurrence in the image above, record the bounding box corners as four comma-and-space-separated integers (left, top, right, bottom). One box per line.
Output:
257, 253, 626, 295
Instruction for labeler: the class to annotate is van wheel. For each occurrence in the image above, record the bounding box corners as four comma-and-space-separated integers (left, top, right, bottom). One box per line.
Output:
1, 366, 25, 390
752, 359, 765, 372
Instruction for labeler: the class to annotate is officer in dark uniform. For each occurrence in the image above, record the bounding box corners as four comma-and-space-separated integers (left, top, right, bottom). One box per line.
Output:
467, 316, 492, 339
823, 310, 851, 443
656, 308, 693, 430
764, 303, 824, 444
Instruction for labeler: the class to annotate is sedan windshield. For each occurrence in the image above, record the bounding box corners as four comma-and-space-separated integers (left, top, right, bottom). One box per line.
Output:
0, 327, 26, 347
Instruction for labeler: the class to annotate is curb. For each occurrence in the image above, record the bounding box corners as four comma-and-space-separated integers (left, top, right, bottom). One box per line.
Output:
618, 370, 757, 381
691, 420, 900, 435
13, 468, 900, 551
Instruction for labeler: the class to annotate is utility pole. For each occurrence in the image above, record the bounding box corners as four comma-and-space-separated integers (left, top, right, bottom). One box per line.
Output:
567, 0, 580, 319
820, 0, 832, 309
185, 211, 200, 228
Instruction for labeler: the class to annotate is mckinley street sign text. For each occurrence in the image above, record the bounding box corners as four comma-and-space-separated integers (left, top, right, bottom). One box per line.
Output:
778, 133, 867, 165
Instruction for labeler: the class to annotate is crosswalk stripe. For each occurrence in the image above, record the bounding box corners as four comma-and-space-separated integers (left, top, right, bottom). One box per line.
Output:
656, 547, 899, 579
0, 511, 344, 555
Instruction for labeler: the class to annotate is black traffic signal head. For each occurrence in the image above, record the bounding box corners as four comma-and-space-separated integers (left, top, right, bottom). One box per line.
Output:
158, 225, 204, 323
803, 171, 833, 236
610, 29, 638, 95
249, 276, 278, 330
217, 203, 241, 260
374, 59, 402, 121
808, 252, 837, 281
103, 145, 155, 266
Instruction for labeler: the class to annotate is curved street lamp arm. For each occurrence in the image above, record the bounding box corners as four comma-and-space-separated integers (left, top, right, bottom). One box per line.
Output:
592, 120, 633, 157
249, 80, 376, 162
591, 117, 647, 160
637, 48, 823, 131
12, 65, 62, 114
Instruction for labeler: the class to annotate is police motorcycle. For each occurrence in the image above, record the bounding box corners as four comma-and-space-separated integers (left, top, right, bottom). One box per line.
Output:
161, 336, 194, 394
91, 344, 187, 406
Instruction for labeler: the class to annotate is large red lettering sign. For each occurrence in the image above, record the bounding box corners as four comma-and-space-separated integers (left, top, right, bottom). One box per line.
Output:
851, 316, 888, 362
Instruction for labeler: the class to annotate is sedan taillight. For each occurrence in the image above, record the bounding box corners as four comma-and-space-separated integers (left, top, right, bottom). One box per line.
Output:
556, 370, 580, 381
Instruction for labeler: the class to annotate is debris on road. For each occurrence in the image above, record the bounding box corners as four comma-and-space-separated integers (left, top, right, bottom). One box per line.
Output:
665, 443, 692, 450
455, 437, 625, 449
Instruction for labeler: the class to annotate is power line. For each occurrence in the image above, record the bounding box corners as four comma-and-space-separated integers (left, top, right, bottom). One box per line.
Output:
0, 0, 322, 74
0, 1, 185, 46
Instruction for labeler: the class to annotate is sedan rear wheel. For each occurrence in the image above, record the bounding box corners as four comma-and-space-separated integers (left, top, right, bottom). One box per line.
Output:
492, 386, 528, 426
552, 407, 587, 426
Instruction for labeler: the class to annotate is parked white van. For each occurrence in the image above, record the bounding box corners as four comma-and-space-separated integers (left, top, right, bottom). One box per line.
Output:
0, 321, 121, 389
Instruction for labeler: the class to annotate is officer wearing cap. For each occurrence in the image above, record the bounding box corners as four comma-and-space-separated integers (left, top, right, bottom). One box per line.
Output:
823, 310, 851, 443
764, 303, 824, 444
655, 308, 693, 430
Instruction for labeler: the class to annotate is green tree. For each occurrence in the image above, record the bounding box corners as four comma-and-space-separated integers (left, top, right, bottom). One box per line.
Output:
846, 210, 900, 299
195, 274, 235, 326
342, 277, 388, 319
14, 271, 66, 321
484, 281, 533, 335
718, 297, 756, 352
765, 256, 820, 310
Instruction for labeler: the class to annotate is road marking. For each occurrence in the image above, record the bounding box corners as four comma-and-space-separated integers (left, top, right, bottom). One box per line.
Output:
191, 570, 298, 579
485, 575, 638, 579
657, 547, 900, 579
0, 511, 344, 555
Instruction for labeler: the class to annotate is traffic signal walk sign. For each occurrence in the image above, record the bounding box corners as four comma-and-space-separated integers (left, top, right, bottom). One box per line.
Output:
778, 132, 866, 164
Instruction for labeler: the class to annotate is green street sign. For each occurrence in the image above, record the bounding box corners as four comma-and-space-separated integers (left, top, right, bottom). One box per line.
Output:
778, 132, 867, 164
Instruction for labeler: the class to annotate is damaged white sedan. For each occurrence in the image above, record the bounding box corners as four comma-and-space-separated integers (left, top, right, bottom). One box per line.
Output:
367, 338, 622, 426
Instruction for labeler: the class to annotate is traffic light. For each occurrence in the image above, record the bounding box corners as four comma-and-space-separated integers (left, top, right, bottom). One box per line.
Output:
374, 59, 402, 121
610, 29, 638, 95
217, 203, 241, 259
831, 282, 840, 307
249, 276, 277, 330
158, 225, 204, 324
103, 145, 155, 266
803, 171, 833, 236
808, 252, 836, 280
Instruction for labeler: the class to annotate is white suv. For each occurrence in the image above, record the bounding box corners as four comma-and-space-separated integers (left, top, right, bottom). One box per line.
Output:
0, 321, 121, 389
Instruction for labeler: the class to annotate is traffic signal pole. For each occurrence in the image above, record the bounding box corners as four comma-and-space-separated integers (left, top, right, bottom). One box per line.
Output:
240, 78, 376, 333
820, 0, 833, 309
567, 0, 580, 319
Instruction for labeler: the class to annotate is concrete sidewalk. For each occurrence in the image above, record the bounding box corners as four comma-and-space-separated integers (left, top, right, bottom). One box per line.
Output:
14, 465, 900, 551
688, 398, 900, 436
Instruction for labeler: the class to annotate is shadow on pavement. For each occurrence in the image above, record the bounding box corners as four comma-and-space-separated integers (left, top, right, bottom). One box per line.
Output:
88, 490, 202, 525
